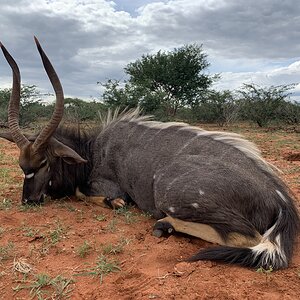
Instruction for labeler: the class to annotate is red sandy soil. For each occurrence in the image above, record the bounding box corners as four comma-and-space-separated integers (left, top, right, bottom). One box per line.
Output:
0, 124, 299, 300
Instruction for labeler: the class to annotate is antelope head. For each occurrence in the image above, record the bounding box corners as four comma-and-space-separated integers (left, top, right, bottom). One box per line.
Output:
0, 37, 86, 204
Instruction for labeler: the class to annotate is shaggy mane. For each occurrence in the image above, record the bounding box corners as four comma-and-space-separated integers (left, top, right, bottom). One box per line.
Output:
99, 107, 279, 175
99, 107, 152, 131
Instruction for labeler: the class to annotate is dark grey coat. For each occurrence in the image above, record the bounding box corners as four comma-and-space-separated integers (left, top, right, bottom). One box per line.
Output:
82, 109, 299, 269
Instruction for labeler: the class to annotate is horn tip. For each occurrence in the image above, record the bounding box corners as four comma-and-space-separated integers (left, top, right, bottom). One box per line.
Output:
0, 42, 8, 55
34, 36, 40, 47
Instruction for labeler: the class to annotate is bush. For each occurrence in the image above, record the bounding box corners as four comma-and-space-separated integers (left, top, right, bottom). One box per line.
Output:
0, 89, 10, 126
192, 90, 239, 126
277, 101, 300, 125
64, 98, 106, 122
238, 83, 297, 127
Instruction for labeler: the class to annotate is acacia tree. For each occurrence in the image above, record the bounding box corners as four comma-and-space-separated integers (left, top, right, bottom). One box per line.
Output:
102, 44, 216, 116
0, 88, 10, 126
193, 90, 239, 126
0, 85, 51, 126
101, 79, 141, 110
238, 83, 297, 127
126, 44, 216, 116
101, 79, 166, 114
64, 97, 106, 122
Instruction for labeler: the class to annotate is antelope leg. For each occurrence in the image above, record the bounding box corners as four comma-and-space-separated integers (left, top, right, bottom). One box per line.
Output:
154, 215, 262, 247
75, 187, 125, 209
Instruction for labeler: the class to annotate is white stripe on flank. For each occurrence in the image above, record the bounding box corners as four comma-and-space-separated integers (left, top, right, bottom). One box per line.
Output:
163, 169, 194, 200
106, 110, 279, 179
175, 135, 198, 155
177, 125, 280, 175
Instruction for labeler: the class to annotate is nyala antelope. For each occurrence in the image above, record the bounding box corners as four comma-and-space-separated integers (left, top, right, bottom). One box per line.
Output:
0, 38, 299, 270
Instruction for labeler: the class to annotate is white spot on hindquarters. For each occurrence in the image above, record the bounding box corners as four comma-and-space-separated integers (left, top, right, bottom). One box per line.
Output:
49, 181, 52, 186
169, 206, 175, 213
276, 190, 288, 203
25, 173, 34, 179
192, 202, 199, 208
199, 189, 205, 195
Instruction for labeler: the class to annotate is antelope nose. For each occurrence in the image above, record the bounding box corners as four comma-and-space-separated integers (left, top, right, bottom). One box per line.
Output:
21, 194, 44, 205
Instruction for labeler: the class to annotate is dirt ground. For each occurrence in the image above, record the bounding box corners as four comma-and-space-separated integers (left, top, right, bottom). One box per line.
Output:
0, 124, 299, 300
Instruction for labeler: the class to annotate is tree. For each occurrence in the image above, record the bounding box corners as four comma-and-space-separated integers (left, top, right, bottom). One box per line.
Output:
19, 85, 46, 126
193, 90, 239, 126
0, 85, 48, 126
238, 83, 296, 127
101, 80, 140, 110
277, 100, 300, 125
103, 44, 216, 117
0, 88, 10, 127
101, 79, 166, 114
64, 97, 106, 122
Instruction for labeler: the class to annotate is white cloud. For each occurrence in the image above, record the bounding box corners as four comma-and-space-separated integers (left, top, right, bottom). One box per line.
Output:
215, 60, 300, 101
0, 0, 299, 102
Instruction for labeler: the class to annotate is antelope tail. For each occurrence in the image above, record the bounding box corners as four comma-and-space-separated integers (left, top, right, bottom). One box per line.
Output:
189, 196, 299, 270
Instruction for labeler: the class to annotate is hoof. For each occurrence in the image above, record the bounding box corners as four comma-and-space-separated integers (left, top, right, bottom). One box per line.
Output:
104, 197, 125, 209
153, 221, 175, 238
153, 229, 164, 238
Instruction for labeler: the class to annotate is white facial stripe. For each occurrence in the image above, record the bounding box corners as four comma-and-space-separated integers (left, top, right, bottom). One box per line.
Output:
40, 159, 47, 167
25, 173, 34, 179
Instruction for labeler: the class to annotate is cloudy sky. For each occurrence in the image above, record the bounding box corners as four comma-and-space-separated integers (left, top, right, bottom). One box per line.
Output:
1, 0, 300, 102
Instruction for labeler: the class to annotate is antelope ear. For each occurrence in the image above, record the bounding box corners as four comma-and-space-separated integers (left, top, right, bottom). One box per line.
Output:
49, 138, 88, 164
0, 132, 14, 142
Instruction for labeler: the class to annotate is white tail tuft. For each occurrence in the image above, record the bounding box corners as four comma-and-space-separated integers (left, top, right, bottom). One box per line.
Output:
251, 210, 287, 268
